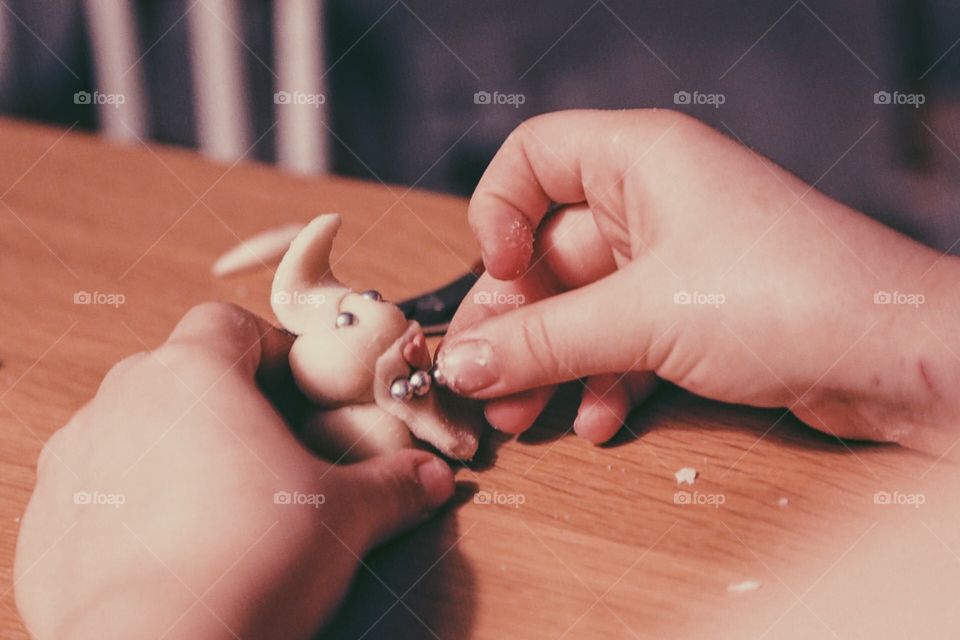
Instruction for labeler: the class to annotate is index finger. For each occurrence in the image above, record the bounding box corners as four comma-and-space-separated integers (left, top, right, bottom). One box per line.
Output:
469, 109, 636, 279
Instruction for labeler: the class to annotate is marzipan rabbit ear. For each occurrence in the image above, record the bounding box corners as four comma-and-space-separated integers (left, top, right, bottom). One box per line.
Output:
271, 213, 351, 335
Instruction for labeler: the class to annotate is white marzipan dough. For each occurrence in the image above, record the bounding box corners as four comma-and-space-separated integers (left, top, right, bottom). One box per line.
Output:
287, 293, 408, 405
288, 334, 376, 405
373, 323, 479, 459
212, 222, 305, 277
271, 213, 481, 460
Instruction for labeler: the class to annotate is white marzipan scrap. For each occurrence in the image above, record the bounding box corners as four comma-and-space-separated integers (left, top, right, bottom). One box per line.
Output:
727, 580, 761, 593
212, 222, 305, 277
674, 467, 698, 486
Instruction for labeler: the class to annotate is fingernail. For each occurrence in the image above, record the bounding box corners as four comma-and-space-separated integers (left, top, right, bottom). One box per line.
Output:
437, 339, 499, 394
416, 458, 455, 508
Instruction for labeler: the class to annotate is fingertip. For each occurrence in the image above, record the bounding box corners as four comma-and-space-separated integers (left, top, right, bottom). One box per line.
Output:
483, 387, 555, 434
347, 450, 456, 549
574, 375, 630, 444
484, 402, 535, 434
574, 372, 659, 444
415, 456, 455, 510
573, 406, 623, 444
474, 208, 535, 280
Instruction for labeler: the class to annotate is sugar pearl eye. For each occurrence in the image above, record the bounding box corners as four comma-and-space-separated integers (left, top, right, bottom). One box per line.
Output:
389, 377, 413, 401
360, 289, 382, 302
335, 311, 357, 328
409, 370, 432, 396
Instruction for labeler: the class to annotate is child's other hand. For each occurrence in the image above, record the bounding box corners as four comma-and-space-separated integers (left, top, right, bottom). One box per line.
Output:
15, 303, 454, 639
441, 109, 960, 452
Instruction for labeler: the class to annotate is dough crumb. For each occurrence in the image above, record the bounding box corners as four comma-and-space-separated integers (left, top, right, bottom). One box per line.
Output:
674, 467, 698, 486
727, 579, 761, 593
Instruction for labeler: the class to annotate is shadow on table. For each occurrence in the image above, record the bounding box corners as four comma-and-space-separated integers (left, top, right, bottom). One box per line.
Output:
318, 377, 892, 638
496, 380, 891, 456
317, 484, 476, 640
514, 381, 582, 446
606, 384, 892, 454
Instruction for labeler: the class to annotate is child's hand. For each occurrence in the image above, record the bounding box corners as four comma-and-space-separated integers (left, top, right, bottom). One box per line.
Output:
15, 303, 454, 640
440, 109, 960, 452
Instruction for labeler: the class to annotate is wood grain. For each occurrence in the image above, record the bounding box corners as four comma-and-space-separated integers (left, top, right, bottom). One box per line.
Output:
0, 118, 954, 639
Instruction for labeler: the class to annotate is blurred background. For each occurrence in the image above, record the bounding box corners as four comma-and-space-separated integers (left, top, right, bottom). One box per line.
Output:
2, 0, 959, 252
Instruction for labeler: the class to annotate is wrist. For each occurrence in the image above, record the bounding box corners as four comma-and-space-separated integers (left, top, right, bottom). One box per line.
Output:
797, 249, 960, 452
870, 253, 960, 453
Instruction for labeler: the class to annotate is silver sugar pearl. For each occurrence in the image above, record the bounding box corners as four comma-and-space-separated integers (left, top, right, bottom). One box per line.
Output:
335, 311, 357, 328
360, 289, 383, 302
409, 370, 432, 396
431, 365, 447, 387
389, 377, 413, 401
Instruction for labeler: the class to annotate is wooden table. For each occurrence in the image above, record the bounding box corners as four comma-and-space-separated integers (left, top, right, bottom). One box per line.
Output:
0, 118, 954, 639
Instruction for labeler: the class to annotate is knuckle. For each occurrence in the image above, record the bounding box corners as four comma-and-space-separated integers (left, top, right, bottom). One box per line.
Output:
179, 301, 245, 331
502, 124, 528, 153
518, 314, 564, 381
508, 112, 556, 147
638, 107, 698, 130
99, 351, 148, 390
35, 442, 54, 477
167, 302, 262, 372
150, 343, 231, 387
619, 108, 705, 153
148, 342, 193, 371
36, 427, 70, 478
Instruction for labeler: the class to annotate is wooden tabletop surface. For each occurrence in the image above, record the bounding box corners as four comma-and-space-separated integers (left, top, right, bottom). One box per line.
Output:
0, 118, 955, 639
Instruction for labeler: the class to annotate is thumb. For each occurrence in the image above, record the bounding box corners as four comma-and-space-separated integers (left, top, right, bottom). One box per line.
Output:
339, 450, 455, 549
436, 266, 669, 398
